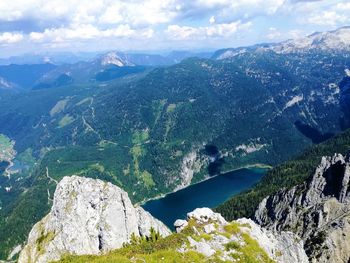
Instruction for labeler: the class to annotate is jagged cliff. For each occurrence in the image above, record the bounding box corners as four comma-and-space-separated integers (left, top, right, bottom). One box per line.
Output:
18, 176, 170, 263
255, 153, 350, 263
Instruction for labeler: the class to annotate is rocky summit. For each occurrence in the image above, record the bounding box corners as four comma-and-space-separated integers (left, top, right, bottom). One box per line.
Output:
18, 176, 170, 263
255, 153, 350, 263
174, 208, 308, 263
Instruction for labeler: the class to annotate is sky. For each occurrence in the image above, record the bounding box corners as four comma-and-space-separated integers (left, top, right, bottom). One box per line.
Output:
0, 0, 350, 57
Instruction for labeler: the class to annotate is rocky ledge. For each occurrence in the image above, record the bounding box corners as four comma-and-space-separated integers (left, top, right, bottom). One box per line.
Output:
255, 153, 350, 263
18, 176, 170, 263
174, 207, 308, 263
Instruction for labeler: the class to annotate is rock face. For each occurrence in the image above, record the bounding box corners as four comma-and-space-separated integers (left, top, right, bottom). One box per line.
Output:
174, 151, 203, 191
175, 208, 308, 263
255, 153, 350, 263
99, 52, 134, 67
19, 176, 170, 263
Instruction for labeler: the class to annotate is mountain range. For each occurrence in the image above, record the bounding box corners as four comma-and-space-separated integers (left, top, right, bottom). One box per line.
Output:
213, 26, 350, 60
1, 26, 350, 261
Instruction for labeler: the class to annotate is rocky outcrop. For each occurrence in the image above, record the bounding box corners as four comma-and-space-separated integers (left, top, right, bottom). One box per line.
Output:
175, 208, 308, 263
18, 176, 170, 263
174, 151, 203, 191
255, 153, 350, 262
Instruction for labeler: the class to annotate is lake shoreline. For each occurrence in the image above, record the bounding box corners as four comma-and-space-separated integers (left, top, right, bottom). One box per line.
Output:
137, 163, 271, 206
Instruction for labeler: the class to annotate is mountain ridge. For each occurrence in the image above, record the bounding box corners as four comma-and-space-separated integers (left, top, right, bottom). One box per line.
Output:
255, 153, 350, 262
213, 26, 350, 60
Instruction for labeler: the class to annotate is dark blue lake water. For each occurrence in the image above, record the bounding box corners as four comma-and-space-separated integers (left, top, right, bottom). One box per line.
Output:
142, 167, 266, 229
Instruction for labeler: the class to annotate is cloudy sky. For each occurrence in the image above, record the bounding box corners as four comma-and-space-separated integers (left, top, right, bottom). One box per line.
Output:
0, 0, 349, 56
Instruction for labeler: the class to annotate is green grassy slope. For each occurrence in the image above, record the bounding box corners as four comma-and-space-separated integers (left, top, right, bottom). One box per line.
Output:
56, 220, 274, 263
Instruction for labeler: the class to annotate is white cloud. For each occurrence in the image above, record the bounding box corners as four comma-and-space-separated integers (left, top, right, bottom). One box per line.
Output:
209, 16, 216, 24
0, 0, 178, 27
166, 21, 251, 40
285, 0, 350, 27
266, 27, 282, 40
336, 2, 350, 11
266, 27, 305, 41
308, 11, 349, 26
98, 3, 124, 24
0, 32, 24, 44
29, 24, 153, 43
0, 0, 350, 53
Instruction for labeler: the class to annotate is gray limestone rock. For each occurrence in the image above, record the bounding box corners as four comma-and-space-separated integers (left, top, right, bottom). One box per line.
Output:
176, 207, 307, 263
18, 176, 170, 263
254, 153, 350, 262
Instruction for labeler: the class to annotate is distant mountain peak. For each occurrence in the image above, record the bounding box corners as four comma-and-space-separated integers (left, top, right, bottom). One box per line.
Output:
99, 52, 135, 67
213, 26, 350, 60
273, 26, 350, 53
0, 77, 16, 89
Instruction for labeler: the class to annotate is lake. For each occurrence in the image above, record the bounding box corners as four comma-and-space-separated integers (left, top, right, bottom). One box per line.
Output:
142, 167, 266, 229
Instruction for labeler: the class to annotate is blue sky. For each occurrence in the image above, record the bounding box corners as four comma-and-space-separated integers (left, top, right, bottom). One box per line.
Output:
0, 0, 349, 56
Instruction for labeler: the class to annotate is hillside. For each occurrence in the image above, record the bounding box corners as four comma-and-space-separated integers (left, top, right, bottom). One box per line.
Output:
216, 128, 350, 221
254, 153, 350, 262
0, 64, 57, 90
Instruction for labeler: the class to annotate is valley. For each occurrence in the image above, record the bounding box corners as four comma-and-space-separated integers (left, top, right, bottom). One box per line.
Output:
142, 167, 266, 228
1, 26, 350, 261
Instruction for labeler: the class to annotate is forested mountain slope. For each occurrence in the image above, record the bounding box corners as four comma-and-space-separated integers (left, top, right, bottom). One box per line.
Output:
1, 45, 350, 259
216, 128, 350, 221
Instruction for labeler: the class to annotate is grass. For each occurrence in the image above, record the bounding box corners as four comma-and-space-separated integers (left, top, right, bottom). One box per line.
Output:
130, 145, 142, 176
152, 99, 166, 126
0, 134, 15, 161
130, 132, 155, 188
76, 97, 92, 106
225, 241, 240, 251
132, 130, 149, 144
0, 134, 12, 149
56, 226, 200, 263
50, 98, 69, 116
235, 233, 275, 263
166, 103, 177, 113
219, 222, 275, 263
57, 250, 207, 263
141, 170, 155, 188
58, 114, 74, 128
37, 231, 56, 254
54, 219, 275, 263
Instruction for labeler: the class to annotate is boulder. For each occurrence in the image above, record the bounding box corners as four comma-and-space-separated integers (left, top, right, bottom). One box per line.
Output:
174, 219, 188, 233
